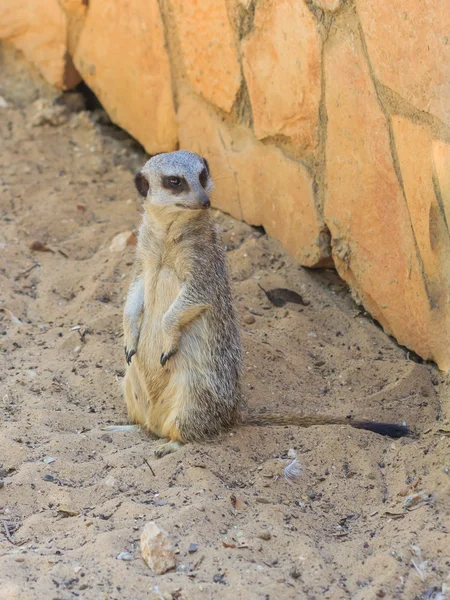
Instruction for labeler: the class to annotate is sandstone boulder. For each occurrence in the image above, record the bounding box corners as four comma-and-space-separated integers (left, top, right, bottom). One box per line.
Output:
312, 0, 341, 11
57, 0, 88, 57
73, 0, 177, 154
356, 0, 450, 125
171, 0, 241, 113
432, 140, 450, 227
0, 0, 80, 89
391, 116, 450, 368
178, 92, 330, 267
241, 0, 321, 154
392, 116, 450, 307
177, 89, 242, 219
323, 9, 449, 367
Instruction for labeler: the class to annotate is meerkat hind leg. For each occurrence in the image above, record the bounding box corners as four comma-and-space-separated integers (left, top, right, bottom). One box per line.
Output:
154, 440, 184, 458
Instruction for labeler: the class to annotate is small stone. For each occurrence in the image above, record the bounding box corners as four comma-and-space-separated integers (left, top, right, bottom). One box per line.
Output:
290, 566, 301, 579
243, 314, 256, 325
231, 494, 247, 511
43, 474, 54, 482
140, 521, 176, 574
109, 231, 136, 252
103, 475, 117, 488
116, 551, 133, 561
188, 543, 198, 554
43, 457, 55, 464
257, 530, 271, 541
57, 92, 86, 113
0, 480, 4, 489
404, 491, 432, 511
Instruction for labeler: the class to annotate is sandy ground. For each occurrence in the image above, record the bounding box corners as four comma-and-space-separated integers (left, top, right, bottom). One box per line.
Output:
0, 67, 449, 600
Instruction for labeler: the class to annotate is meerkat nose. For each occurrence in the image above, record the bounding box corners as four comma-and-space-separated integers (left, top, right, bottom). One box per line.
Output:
198, 191, 211, 209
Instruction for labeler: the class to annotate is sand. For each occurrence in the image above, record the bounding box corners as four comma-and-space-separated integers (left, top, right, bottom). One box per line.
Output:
0, 78, 449, 600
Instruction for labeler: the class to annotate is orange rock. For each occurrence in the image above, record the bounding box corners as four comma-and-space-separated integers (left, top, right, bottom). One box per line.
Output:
57, 0, 88, 56
312, 0, 341, 11
241, 0, 321, 153
432, 140, 450, 227
391, 117, 450, 368
0, 0, 80, 89
177, 90, 242, 219
178, 92, 330, 267
73, 0, 177, 154
392, 116, 450, 308
171, 0, 241, 112
323, 10, 449, 367
356, 0, 450, 125
228, 139, 329, 267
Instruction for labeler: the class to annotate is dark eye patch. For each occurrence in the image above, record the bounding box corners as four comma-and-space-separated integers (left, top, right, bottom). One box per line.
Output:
134, 171, 150, 197
162, 176, 189, 194
199, 168, 209, 188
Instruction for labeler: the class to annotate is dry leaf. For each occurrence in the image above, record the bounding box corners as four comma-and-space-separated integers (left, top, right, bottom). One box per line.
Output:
230, 494, 247, 511
28, 240, 54, 253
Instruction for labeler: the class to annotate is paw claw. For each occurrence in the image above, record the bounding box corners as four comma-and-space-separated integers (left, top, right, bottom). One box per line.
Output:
154, 441, 183, 457
125, 347, 136, 365
160, 348, 177, 367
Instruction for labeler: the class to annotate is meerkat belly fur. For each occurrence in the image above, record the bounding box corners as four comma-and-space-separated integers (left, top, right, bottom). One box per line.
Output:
123, 151, 410, 457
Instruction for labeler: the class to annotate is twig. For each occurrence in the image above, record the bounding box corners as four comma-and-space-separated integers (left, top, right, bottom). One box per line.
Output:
143, 458, 155, 476
2, 521, 15, 544
14, 262, 40, 281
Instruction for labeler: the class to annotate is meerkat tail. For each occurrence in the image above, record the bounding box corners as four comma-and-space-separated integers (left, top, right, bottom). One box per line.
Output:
241, 413, 411, 439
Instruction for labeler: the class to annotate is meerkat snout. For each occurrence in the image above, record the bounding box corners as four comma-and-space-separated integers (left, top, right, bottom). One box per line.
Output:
134, 150, 213, 211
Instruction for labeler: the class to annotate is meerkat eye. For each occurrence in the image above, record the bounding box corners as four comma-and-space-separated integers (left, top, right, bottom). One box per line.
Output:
199, 168, 208, 188
168, 177, 182, 188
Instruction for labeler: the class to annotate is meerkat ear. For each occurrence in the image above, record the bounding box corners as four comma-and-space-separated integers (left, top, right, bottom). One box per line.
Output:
202, 157, 210, 175
134, 171, 150, 197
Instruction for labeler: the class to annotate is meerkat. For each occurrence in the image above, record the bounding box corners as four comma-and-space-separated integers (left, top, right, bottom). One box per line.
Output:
121, 151, 410, 458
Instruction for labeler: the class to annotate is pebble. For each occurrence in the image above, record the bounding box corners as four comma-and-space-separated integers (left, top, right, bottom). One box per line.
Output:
244, 314, 256, 325
109, 231, 137, 252
257, 530, 271, 541
141, 521, 176, 574
0, 480, 4, 489
116, 551, 133, 561
43, 474, 54, 482
187, 543, 198, 554
103, 475, 117, 488
404, 491, 432, 511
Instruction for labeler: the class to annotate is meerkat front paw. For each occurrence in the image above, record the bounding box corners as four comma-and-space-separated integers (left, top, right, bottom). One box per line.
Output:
124, 346, 136, 365
160, 348, 177, 367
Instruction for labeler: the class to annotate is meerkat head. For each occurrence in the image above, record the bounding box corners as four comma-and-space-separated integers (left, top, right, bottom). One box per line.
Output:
134, 150, 214, 212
